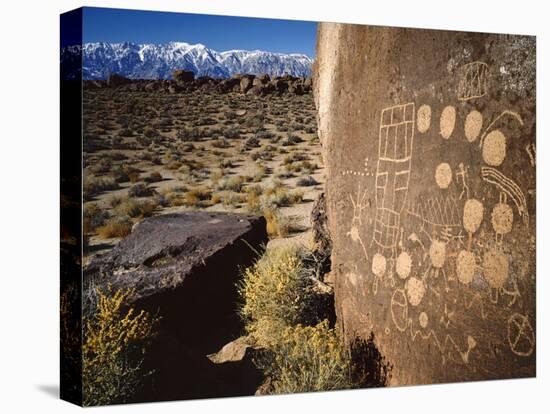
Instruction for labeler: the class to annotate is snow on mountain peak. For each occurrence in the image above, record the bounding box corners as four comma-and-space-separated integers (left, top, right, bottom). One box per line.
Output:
70, 41, 313, 80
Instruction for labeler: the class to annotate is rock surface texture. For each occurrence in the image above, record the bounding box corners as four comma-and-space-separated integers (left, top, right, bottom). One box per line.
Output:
314, 24, 536, 385
85, 212, 268, 401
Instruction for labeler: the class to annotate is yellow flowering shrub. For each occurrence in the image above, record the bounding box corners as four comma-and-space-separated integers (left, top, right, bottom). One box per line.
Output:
239, 246, 354, 393
267, 321, 351, 394
238, 245, 312, 347
83, 286, 159, 406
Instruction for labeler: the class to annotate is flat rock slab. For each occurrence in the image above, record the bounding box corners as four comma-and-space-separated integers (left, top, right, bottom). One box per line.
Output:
86, 211, 267, 302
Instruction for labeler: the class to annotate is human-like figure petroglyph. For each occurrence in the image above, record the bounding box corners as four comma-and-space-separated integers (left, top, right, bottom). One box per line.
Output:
456, 163, 471, 200
458, 61, 489, 101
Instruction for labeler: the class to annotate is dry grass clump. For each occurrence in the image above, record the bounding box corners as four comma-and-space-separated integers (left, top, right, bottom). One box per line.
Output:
84, 176, 119, 200
217, 175, 246, 192
184, 186, 212, 207
96, 218, 133, 239
83, 203, 110, 234
263, 208, 299, 238
264, 321, 350, 394
115, 198, 157, 219
83, 286, 159, 406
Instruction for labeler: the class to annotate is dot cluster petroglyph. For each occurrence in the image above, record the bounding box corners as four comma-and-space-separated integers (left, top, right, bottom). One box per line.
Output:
339, 59, 535, 366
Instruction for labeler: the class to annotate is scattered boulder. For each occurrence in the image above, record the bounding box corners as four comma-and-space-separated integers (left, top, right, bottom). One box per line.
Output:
172, 69, 195, 83
106, 73, 131, 87
240, 75, 255, 93
246, 85, 264, 96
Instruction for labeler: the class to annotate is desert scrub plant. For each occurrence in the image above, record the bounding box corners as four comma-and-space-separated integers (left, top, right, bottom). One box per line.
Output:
239, 247, 355, 394
84, 176, 119, 200
260, 321, 350, 394
96, 218, 133, 239
238, 245, 314, 347
115, 198, 157, 219
83, 286, 159, 406
83, 203, 109, 234
217, 175, 246, 192
128, 183, 156, 198
263, 208, 300, 238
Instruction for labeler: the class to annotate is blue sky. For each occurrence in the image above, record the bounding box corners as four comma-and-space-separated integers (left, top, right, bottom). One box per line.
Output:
81, 7, 317, 57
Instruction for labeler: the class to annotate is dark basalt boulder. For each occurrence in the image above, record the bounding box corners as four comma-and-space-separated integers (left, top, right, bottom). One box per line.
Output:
85, 211, 268, 402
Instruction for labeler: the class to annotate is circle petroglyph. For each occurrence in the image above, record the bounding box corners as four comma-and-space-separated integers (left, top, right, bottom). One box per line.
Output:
417, 104, 432, 133
439, 105, 456, 139
507, 313, 535, 357
396, 251, 412, 279
457, 250, 476, 285
435, 162, 452, 189
464, 110, 483, 142
429, 240, 446, 268
491, 203, 513, 235
463, 198, 484, 233
406, 277, 426, 307
419, 312, 429, 329
482, 129, 507, 166
390, 289, 408, 332
483, 249, 509, 289
372, 253, 387, 277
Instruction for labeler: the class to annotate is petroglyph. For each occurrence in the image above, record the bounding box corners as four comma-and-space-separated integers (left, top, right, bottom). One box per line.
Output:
491, 201, 514, 236
479, 110, 524, 149
435, 162, 453, 189
482, 130, 507, 166
463, 198, 484, 234
417, 104, 432, 133
456, 163, 470, 199
525, 143, 536, 167
440, 106, 456, 139
347, 184, 371, 261
482, 167, 529, 226
396, 251, 412, 279
391, 288, 408, 332
405, 277, 426, 307
419, 311, 429, 328
483, 249, 509, 289
458, 61, 489, 101
429, 240, 447, 268
464, 110, 483, 142
372, 252, 387, 277
407, 194, 463, 243
507, 313, 535, 357
373, 102, 415, 252
456, 249, 476, 285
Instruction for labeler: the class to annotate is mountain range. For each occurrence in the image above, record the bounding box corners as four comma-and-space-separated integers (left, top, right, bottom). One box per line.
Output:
62, 42, 314, 80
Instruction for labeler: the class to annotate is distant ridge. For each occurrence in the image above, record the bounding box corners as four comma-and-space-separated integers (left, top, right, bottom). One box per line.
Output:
62, 41, 313, 80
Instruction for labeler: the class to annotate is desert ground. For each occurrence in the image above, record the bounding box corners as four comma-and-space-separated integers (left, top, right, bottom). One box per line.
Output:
82, 84, 324, 260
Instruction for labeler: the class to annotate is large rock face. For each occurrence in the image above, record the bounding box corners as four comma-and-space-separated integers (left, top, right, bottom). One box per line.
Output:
85, 212, 268, 401
315, 24, 536, 385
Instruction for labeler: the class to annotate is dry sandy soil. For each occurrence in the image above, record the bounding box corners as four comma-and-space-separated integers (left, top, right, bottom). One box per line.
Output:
82, 86, 324, 261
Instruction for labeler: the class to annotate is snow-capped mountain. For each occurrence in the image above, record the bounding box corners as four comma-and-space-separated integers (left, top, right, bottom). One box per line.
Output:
68, 41, 313, 80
